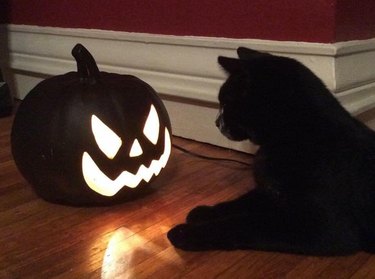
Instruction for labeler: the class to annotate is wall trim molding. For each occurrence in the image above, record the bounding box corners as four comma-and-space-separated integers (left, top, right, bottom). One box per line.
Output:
1, 24, 375, 151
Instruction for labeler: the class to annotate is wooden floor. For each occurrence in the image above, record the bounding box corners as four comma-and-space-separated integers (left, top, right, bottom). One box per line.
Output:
2, 112, 375, 279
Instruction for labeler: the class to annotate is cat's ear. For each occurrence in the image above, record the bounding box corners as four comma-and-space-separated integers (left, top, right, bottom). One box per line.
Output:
237, 47, 271, 60
218, 56, 244, 74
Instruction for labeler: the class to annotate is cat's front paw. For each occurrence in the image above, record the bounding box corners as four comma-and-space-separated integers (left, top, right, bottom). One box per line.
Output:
167, 224, 202, 251
168, 223, 220, 251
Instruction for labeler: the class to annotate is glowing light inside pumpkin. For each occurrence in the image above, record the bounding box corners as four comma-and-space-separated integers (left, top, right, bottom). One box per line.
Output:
82, 128, 171, 196
91, 115, 122, 159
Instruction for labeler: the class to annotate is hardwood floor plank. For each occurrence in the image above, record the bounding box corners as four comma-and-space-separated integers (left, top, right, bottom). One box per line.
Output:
350, 256, 375, 279
317, 253, 371, 278
215, 252, 304, 279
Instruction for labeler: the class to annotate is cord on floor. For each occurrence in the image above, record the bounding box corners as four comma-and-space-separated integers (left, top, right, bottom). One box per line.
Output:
172, 143, 253, 167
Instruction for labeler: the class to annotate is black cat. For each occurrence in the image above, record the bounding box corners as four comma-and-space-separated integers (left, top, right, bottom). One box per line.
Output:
167, 47, 375, 255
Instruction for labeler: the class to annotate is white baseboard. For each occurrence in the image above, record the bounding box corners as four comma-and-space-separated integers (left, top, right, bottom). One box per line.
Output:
1, 24, 375, 152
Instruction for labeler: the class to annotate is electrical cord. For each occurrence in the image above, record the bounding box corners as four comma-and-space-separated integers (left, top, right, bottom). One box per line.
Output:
172, 143, 253, 167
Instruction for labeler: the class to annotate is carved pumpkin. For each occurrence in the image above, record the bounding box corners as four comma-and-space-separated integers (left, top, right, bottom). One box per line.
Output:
11, 44, 172, 206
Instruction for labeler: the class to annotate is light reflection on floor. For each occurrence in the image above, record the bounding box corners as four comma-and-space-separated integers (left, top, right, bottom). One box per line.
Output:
101, 227, 184, 278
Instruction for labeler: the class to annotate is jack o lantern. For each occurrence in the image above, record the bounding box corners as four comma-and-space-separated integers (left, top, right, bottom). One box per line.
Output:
11, 44, 172, 206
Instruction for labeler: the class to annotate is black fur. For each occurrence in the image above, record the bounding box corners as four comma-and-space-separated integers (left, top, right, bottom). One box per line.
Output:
168, 47, 375, 255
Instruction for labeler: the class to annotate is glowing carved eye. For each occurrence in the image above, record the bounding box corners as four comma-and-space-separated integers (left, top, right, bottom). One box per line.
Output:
143, 105, 159, 145
91, 115, 122, 159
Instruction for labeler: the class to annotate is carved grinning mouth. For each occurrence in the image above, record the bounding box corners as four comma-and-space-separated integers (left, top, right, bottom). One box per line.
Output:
82, 128, 171, 197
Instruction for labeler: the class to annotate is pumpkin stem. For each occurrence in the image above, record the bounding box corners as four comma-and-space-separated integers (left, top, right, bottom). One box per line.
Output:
72, 44, 100, 82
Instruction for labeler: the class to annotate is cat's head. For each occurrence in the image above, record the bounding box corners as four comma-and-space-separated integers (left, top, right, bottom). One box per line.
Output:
216, 47, 329, 145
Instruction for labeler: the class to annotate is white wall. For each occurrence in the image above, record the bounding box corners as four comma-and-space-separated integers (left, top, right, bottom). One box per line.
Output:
2, 25, 375, 152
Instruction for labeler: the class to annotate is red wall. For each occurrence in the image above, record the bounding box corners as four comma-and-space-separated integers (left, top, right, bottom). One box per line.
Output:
335, 0, 375, 42
1, 0, 375, 43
